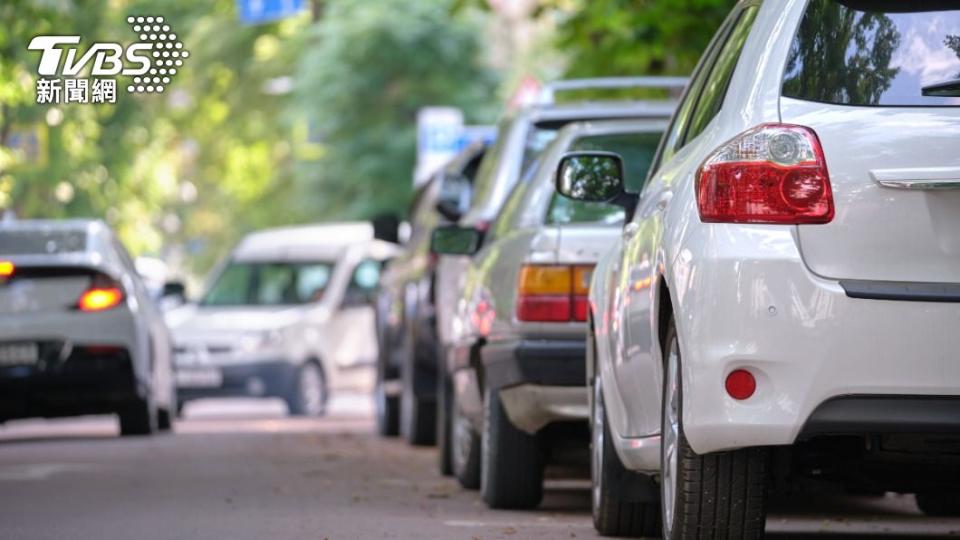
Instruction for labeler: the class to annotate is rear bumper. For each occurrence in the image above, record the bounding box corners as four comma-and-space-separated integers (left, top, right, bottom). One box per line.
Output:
671, 225, 960, 455
481, 339, 586, 391
0, 345, 138, 421
176, 360, 298, 402
480, 338, 587, 433
798, 395, 960, 439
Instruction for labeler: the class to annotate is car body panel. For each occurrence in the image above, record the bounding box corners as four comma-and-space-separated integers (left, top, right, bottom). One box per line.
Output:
782, 97, 960, 283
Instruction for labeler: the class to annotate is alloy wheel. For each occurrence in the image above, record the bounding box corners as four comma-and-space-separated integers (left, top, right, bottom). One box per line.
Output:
661, 335, 680, 538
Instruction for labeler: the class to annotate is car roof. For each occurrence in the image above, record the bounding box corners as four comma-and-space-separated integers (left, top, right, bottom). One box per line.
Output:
0, 218, 107, 234
232, 222, 396, 262
0, 219, 126, 275
515, 100, 678, 125
554, 118, 671, 138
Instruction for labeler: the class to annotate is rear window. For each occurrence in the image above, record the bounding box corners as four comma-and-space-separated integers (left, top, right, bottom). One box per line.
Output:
783, 0, 960, 107
0, 229, 87, 255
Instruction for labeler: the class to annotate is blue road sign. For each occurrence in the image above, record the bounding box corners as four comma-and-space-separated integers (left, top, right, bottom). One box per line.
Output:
238, 0, 305, 25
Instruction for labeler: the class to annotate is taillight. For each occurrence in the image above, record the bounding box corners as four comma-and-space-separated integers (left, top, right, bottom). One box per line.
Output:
0, 261, 13, 280
516, 264, 593, 323
696, 123, 834, 224
77, 274, 125, 312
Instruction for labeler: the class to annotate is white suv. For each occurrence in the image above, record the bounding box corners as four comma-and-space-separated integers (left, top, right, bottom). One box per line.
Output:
558, 1, 960, 537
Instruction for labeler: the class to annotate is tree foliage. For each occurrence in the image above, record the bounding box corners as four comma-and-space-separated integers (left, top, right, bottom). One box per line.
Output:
548, 0, 735, 77
292, 0, 498, 220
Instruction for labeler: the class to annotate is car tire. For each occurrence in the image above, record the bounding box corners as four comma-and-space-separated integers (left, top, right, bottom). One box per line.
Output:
660, 318, 769, 540
437, 373, 454, 476
401, 390, 436, 446
286, 362, 327, 417
157, 407, 173, 431
451, 376, 481, 489
480, 387, 544, 509
119, 397, 158, 436
916, 493, 960, 517
375, 366, 400, 437
591, 374, 660, 537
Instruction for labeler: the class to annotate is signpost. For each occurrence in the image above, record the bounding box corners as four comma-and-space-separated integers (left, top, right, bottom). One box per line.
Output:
237, 0, 305, 25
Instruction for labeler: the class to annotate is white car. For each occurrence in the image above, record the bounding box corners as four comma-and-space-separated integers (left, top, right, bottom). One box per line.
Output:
432, 119, 668, 508
558, 1, 960, 537
168, 223, 398, 416
0, 219, 176, 435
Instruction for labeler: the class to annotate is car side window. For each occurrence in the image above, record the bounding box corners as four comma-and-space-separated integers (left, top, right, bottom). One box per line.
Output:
646, 9, 741, 178
683, 6, 759, 145
342, 259, 381, 308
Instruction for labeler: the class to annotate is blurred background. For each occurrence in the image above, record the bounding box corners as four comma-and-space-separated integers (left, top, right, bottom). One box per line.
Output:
0, 0, 731, 287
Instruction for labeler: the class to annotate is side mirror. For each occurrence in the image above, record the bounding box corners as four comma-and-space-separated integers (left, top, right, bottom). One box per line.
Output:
372, 213, 401, 244
555, 151, 639, 217
436, 173, 471, 221
431, 225, 482, 256
555, 151, 626, 202
162, 280, 187, 301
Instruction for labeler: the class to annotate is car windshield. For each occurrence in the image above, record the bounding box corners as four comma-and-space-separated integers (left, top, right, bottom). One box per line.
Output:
782, 0, 960, 106
547, 130, 663, 225
201, 261, 334, 306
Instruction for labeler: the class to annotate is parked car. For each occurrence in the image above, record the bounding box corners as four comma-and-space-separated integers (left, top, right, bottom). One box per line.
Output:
374, 141, 488, 451
432, 77, 685, 484
0, 219, 176, 435
168, 223, 398, 416
432, 119, 667, 508
557, 1, 960, 537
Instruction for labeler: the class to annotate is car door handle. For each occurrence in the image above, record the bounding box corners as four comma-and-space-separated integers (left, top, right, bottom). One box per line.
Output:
623, 222, 640, 238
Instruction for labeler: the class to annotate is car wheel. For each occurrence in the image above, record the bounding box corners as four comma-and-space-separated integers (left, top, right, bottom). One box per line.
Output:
451, 376, 481, 490
592, 374, 660, 536
660, 318, 769, 539
399, 338, 436, 445
480, 387, 544, 509
157, 407, 173, 431
119, 397, 158, 436
916, 493, 960, 516
375, 364, 400, 437
286, 362, 327, 417
436, 373, 454, 476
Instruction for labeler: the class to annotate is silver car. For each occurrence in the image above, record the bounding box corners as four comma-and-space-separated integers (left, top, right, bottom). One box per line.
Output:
432, 119, 668, 509
0, 219, 176, 435
168, 222, 398, 416
432, 78, 684, 482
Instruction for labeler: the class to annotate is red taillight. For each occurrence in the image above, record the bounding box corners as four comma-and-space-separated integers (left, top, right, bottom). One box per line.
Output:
516, 264, 592, 322
725, 369, 756, 400
696, 124, 834, 224
78, 287, 124, 312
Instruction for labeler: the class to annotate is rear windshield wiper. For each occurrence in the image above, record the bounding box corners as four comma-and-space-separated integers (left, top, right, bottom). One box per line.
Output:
922, 77, 960, 97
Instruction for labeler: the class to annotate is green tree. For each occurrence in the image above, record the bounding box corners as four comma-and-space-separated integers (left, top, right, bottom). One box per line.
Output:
292, 0, 498, 219
548, 0, 735, 77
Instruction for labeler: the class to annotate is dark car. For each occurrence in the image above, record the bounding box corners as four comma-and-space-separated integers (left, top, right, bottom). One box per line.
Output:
374, 141, 488, 459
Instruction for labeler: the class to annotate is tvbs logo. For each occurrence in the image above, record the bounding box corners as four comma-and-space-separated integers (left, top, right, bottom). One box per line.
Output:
28, 16, 189, 104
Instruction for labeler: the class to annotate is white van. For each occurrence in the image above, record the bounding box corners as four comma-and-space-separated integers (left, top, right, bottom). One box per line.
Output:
168, 222, 398, 416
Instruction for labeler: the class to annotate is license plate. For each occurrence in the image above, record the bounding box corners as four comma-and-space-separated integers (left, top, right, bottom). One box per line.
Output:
176, 367, 222, 388
0, 343, 39, 367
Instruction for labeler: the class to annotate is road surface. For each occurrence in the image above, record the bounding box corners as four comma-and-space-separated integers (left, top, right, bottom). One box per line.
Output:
1, 395, 958, 539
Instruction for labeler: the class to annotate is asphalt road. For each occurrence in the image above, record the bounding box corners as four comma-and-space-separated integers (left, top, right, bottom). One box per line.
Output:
0, 396, 958, 540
